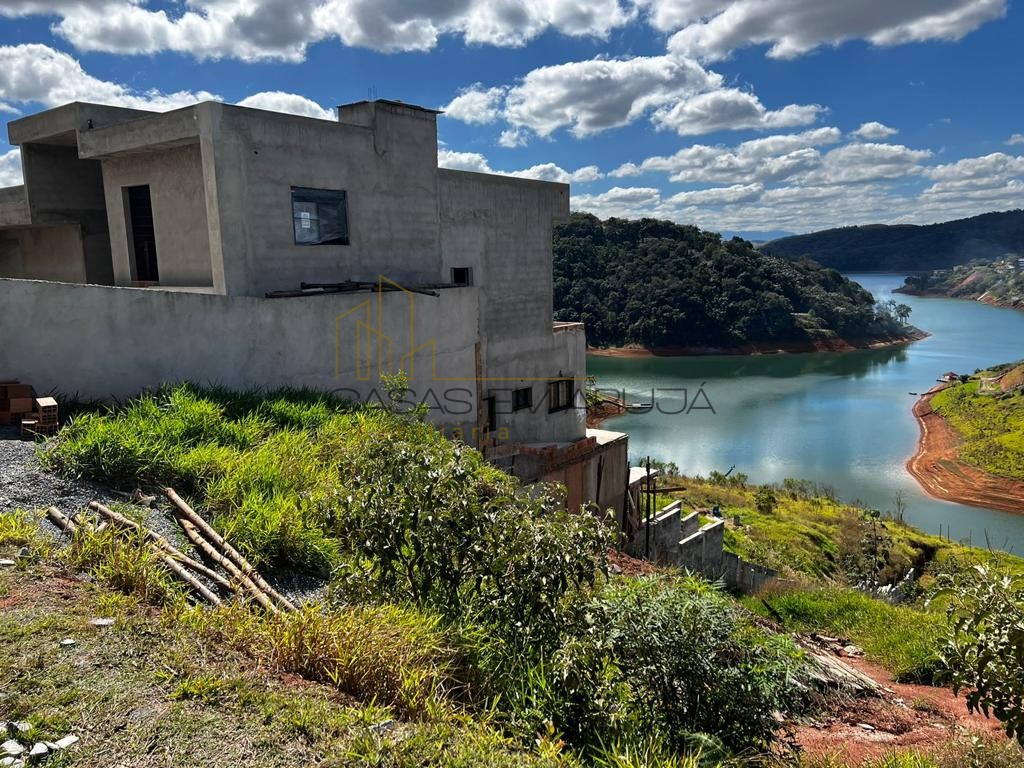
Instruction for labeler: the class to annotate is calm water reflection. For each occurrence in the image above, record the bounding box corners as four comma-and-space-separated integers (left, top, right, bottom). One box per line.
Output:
588, 274, 1024, 551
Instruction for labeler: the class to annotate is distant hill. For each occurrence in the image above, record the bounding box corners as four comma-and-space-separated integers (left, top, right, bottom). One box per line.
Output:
761, 210, 1024, 272
554, 213, 917, 350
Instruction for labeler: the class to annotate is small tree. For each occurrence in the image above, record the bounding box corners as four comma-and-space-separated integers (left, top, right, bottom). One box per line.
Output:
754, 487, 777, 514
933, 565, 1024, 744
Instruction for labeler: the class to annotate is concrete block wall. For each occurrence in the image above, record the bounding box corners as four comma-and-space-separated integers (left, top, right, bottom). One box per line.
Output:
0, 278, 483, 438
629, 501, 779, 593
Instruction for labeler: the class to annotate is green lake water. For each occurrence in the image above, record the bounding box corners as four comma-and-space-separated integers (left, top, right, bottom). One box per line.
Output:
587, 273, 1024, 551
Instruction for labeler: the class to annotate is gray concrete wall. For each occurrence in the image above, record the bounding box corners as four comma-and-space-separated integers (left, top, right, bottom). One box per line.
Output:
0, 224, 87, 283
0, 186, 29, 227
438, 169, 576, 444
19, 143, 112, 284
0, 279, 479, 438
100, 143, 213, 287
202, 102, 443, 297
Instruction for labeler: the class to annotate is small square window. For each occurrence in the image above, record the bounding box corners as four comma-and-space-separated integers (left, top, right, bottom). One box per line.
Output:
451, 267, 473, 286
547, 379, 575, 413
292, 187, 349, 246
512, 386, 532, 412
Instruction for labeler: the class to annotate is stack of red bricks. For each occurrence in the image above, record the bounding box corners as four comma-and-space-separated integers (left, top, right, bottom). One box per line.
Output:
0, 381, 59, 439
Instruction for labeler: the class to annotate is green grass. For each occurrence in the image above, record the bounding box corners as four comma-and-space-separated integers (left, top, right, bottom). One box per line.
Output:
931, 375, 1024, 481
747, 586, 944, 682
0, 557, 579, 768
651, 474, 1024, 583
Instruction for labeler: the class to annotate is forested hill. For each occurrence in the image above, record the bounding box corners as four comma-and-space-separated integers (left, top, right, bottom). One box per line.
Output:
553, 213, 913, 350
760, 210, 1024, 272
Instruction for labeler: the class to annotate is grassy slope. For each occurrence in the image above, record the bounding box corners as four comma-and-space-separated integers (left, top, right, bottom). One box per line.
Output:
0, 555, 574, 768
931, 376, 1024, 481
654, 476, 1024, 582
655, 475, 1024, 681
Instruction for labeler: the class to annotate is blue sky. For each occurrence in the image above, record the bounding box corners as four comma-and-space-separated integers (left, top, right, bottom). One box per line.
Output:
1, 0, 1022, 235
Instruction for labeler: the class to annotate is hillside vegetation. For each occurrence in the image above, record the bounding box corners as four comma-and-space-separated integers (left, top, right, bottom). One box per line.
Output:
900, 257, 1024, 308
33, 383, 807, 766
761, 210, 1024, 272
930, 363, 1024, 480
554, 213, 914, 350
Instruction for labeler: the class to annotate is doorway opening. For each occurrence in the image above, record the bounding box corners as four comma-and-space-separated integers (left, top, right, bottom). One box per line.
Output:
124, 185, 159, 283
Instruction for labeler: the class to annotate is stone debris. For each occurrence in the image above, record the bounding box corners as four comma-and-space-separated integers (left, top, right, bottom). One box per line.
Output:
58, 639, 75, 648
843, 644, 866, 657
16, 547, 29, 560
1, 742, 24, 757
0, 560, 14, 568
857, 723, 876, 731
0, 727, 78, 766
88, 618, 114, 628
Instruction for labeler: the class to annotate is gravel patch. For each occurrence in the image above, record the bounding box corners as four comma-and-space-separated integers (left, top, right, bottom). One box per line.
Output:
0, 429, 328, 604
0, 430, 120, 524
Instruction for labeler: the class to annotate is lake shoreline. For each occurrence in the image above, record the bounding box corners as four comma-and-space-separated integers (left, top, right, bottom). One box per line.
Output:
907, 384, 1024, 516
895, 286, 1023, 312
588, 328, 930, 358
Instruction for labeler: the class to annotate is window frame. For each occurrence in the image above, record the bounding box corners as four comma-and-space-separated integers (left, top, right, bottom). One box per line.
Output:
451, 266, 473, 286
547, 379, 575, 413
291, 186, 350, 246
512, 386, 532, 412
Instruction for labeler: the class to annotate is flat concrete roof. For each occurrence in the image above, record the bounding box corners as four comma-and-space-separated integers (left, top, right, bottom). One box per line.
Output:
8, 102, 155, 147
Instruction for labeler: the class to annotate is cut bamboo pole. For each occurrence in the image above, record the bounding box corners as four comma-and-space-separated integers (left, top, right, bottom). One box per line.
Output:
159, 553, 222, 606
88, 501, 233, 593
47, 506, 219, 607
164, 488, 296, 611
46, 506, 78, 535
175, 516, 279, 614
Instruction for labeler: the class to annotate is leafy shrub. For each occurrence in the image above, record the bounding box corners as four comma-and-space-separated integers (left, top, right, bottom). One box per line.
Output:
480, 578, 805, 757
933, 565, 1024, 743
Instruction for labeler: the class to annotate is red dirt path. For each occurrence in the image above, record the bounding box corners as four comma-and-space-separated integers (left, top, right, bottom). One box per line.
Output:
795, 654, 1008, 764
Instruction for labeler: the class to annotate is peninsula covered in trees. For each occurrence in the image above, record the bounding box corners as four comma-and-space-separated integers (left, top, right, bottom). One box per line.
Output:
554, 213, 919, 352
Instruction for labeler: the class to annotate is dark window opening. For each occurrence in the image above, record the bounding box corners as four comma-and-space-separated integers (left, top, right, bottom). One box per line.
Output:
512, 386, 532, 412
292, 187, 349, 246
451, 267, 473, 286
483, 396, 497, 433
125, 185, 158, 282
547, 379, 575, 413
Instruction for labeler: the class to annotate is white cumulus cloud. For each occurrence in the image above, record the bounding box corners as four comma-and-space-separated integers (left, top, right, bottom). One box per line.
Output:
0, 43, 217, 110
236, 91, 334, 120
0, 149, 23, 187
1, 0, 635, 61
851, 121, 898, 140
658, 0, 1006, 61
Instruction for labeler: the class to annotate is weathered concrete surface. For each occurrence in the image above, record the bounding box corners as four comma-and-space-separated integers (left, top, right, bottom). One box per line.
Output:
0, 186, 29, 227
0, 279, 480, 436
19, 143, 112, 284
0, 224, 87, 283
205, 101, 443, 297
101, 143, 212, 287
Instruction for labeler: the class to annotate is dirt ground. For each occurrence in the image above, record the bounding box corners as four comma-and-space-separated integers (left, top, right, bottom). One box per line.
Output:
906, 384, 1024, 515
794, 652, 1010, 764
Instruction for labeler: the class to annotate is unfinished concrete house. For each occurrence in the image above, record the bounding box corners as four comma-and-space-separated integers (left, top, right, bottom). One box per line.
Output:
0, 99, 627, 513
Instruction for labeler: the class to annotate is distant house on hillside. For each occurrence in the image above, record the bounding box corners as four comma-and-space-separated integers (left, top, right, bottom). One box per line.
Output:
0, 98, 627, 516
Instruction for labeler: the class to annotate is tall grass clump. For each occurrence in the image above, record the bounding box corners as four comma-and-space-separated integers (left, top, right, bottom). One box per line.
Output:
0, 509, 40, 547
63, 524, 181, 605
